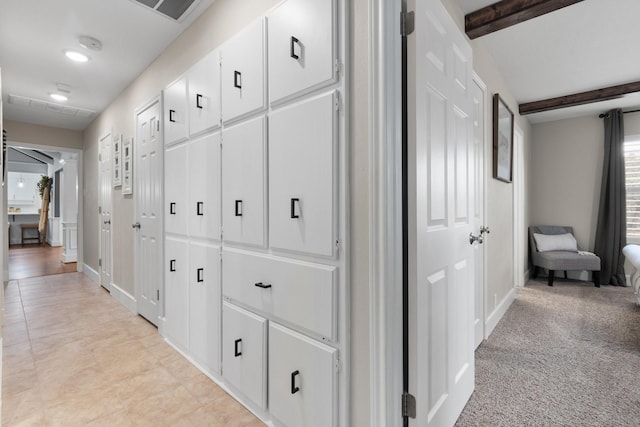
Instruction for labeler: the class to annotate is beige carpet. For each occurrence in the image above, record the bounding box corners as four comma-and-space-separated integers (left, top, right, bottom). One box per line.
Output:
456, 278, 640, 426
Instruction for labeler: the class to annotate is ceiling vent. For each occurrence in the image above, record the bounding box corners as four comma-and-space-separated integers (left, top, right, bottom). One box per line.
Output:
8, 94, 96, 118
131, 0, 199, 21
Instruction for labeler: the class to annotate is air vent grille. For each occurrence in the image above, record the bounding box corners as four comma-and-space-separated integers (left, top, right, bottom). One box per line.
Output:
132, 0, 199, 21
8, 94, 96, 118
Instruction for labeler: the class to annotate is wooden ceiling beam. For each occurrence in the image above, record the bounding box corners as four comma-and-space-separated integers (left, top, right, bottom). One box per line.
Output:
519, 81, 640, 115
465, 0, 584, 39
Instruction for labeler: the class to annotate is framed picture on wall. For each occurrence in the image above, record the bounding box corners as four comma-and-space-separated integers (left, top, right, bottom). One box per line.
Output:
122, 137, 133, 195
113, 133, 122, 187
493, 93, 514, 183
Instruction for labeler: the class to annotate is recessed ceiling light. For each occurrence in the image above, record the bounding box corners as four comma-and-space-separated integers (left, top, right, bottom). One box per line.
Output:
64, 50, 89, 63
50, 93, 68, 102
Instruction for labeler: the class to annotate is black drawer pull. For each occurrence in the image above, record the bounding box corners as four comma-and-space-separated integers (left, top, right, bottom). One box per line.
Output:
170, 202, 176, 215
235, 200, 243, 217
169, 259, 176, 272
234, 71, 242, 89
197, 202, 204, 216
291, 370, 300, 394
197, 268, 204, 283
196, 94, 203, 109
290, 36, 300, 60
234, 338, 242, 357
290, 198, 300, 219
254, 282, 272, 289
169, 109, 176, 122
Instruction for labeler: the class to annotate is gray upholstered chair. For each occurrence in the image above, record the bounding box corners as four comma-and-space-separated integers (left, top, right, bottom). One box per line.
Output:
529, 226, 601, 287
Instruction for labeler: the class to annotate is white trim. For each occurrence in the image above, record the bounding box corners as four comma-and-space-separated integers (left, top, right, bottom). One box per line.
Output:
83, 263, 99, 283
110, 282, 137, 314
369, 0, 403, 425
513, 126, 525, 288
485, 287, 519, 338
98, 129, 113, 290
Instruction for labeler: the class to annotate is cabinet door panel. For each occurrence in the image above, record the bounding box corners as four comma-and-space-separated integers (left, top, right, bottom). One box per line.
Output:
221, 117, 266, 248
164, 238, 189, 351
268, 0, 337, 103
165, 144, 188, 236
269, 92, 336, 257
269, 322, 337, 427
221, 19, 266, 123
222, 302, 267, 409
189, 242, 221, 373
188, 133, 221, 241
189, 50, 221, 136
164, 77, 188, 145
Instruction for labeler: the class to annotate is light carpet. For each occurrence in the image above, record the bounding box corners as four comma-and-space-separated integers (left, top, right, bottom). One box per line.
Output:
455, 278, 640, 426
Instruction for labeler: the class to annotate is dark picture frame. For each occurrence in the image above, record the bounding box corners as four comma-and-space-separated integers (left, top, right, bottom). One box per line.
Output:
493, 93, 514, 183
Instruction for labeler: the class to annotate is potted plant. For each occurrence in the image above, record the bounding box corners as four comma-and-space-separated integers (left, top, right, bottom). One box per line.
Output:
37, 175, 52, 199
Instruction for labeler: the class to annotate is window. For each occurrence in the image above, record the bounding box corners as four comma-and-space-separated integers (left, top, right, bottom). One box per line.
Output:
625, 136, 640, 241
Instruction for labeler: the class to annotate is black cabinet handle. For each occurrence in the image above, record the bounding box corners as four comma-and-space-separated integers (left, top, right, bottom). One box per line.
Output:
196, 94, 203, 109
169, 109, 176, 122
290, 198, 300, 219
197, 268, 204, 282
169, 259, 176, 272
170, 202, 176, 215
235, 200, 242, 217
254, 282, 272, 289
291, 370, 300, 394
234, 71, 242, 89
197, 202, 204, 216
234, 338, 242, 357
290, 36, 300, 60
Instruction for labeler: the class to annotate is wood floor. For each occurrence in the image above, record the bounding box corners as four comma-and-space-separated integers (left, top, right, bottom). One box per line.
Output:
8, 245, 77, 281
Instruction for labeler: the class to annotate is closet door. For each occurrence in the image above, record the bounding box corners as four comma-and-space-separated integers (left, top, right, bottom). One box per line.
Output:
164, 77, 188, 145
188, 133, 221, 241
269, 322, 337, 427
189, 242, 221, 373
268, 0, 337, 104
221, 19, 266, 124
222, 302, 267, 409
165, 143, 188, 236
269, 92, 336, 257
164, 237, 189, 352
221, 116, 266, 248
188, 49, 221, 137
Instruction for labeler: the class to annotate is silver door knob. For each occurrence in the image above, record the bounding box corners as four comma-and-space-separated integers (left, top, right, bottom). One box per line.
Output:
104, 220, 111, 225
469, 233, 483, 245
132, 222, 141, 229
480, 225, 491, 235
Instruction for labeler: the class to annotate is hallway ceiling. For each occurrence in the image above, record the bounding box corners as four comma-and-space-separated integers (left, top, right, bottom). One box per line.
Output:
0, 0, 215, 131
455, 0, 640, 123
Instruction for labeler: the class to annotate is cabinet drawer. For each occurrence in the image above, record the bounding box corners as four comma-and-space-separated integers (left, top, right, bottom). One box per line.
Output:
164, 238, 189, 351
164, 76, 188, 145
221, 117, 266, 248
188, 49, 221, 136
188, 133, 221, 241
269, 92, 337, 257
165, 144, 188, 236
269, 322, 337, 427
222, 302, 267, 409
268, 0, 337, 104
221, 18, 266, 123
222, 248, 336, 340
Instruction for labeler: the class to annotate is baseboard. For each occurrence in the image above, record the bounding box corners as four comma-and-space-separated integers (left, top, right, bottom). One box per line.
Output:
83, 263, 99, 283
110, 283, 137, 314
485, 287, 518, 339
523, 269, 530, 285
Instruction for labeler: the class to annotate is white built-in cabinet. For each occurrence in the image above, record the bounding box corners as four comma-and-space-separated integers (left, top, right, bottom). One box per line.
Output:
162, 0, 345, 425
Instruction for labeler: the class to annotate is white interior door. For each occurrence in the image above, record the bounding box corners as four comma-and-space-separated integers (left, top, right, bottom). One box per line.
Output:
472, 77, 486, 349
98, 132, 113, 291
408, 0, 476, 425
135, 99, 163, 325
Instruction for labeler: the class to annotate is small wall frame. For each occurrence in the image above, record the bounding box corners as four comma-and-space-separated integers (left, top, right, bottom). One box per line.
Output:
122, 137, 133, 195
493, 93, 514, 183
113, 133, 122, 187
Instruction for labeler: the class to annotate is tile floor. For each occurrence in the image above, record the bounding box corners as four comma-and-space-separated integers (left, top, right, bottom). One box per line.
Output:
2, 272, 264, 426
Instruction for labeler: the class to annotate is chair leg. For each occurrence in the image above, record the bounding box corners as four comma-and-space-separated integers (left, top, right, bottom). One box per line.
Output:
532, 266, 538, 279
548, 270, 554, 287
594, 271, 600, 288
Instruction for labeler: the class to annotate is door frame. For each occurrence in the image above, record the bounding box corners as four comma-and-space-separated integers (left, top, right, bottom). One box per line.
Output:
513, 125, 526, 287
133, 95, 164, 322
98, 130, 113, 290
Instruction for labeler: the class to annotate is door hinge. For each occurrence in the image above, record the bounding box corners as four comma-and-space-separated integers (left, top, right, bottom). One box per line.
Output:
334, 59, 342, 75
157, 120, 160, 132
98, 258, 102, 267
401, 11, 415, 37
402, 392, 416, 419
334, 91, 341, 112
157, 289, 160, 301
99, 206, 102, 214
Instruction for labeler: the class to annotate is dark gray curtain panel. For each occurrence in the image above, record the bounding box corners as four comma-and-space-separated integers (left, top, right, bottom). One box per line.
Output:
594, 109, 627, 285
